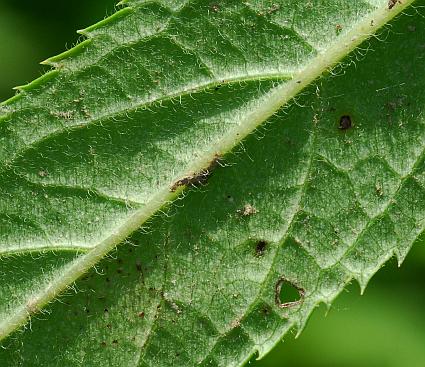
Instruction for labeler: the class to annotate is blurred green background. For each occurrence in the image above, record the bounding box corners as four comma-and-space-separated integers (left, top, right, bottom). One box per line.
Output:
1, 2, 424, 366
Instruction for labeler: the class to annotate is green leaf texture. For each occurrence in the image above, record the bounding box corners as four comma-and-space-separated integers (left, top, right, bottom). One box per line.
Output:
0, 0, 424, 365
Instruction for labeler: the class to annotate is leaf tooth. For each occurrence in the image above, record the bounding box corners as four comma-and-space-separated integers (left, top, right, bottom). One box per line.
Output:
394, 244, 414, 267
77, 7, 134, 37
40, 39, 92, 67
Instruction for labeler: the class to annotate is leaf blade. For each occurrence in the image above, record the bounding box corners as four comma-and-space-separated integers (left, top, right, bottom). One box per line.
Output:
0, 0, 420, 366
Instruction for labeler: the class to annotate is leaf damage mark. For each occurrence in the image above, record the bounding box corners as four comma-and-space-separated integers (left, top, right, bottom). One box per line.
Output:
275, 277, 305, 309
255, 240, 267, 257
170, 155, 222, 192
339, 115, 353, 130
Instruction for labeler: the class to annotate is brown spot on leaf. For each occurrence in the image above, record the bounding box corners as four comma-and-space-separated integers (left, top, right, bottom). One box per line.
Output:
170, 155, 222, 192
388, 0, 400, 9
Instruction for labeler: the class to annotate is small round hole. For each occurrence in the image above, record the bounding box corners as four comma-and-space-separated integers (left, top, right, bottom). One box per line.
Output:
339, 115, 352, 130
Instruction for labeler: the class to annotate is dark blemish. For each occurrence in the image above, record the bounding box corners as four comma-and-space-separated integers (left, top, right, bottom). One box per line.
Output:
339, 115, 352, 130
138, 311, 145, 319
101, 341, 107, 347
237, 204, 257, 217
170, 154, 222, 192
106, 323, 112, 329
38, 170, 48, 178
388, 0, 400, 9
136, 260, 142, 272
296, 80, 302, 84
105, 277, 110, 283
275, 277, 305, 308
116, 268, 123, 274
255, 240, 267, 257
112, 339, 118, 345
117, 258, 123, 264
104, 308, 109, 314
214, 84, 222, 91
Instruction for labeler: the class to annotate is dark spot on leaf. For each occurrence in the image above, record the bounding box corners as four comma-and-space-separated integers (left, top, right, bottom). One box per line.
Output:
255, 240, 267, 257
104, 308, 109, 314
112, 339, 118, 345
136, 260, 142, 272
275, 277, 305, 308
138, 311, 145, 319
101, 341, 106, 347
214, 84, 222, 91
339, 115, 352, 130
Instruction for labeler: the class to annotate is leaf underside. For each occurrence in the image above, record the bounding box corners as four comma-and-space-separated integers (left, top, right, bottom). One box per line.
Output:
1, 0, 424, 366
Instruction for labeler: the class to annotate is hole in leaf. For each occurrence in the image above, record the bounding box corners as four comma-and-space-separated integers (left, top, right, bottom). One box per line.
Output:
255, 240, 267, 257
275, 277, 305, 308
339, 115, 352, 130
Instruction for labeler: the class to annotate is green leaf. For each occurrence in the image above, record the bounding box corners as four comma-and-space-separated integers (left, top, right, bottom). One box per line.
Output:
0, 0, 423, 366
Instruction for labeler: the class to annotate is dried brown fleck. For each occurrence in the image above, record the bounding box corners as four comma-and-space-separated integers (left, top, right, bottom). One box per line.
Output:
388, 0, 400, 9
237, 204, 257, 217
170, 155, 222, 192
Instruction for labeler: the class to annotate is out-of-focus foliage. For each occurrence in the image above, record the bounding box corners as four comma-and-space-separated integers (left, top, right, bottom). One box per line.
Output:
0, 1, 117, 102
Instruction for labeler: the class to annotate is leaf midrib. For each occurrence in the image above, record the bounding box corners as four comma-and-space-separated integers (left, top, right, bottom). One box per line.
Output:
0, 0, 415, 343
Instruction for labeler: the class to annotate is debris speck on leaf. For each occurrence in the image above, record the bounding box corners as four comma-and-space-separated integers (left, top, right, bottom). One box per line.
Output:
237, 204, 257, 216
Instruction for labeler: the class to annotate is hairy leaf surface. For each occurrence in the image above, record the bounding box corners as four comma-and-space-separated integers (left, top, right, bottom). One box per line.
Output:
0, 0, 424, 366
